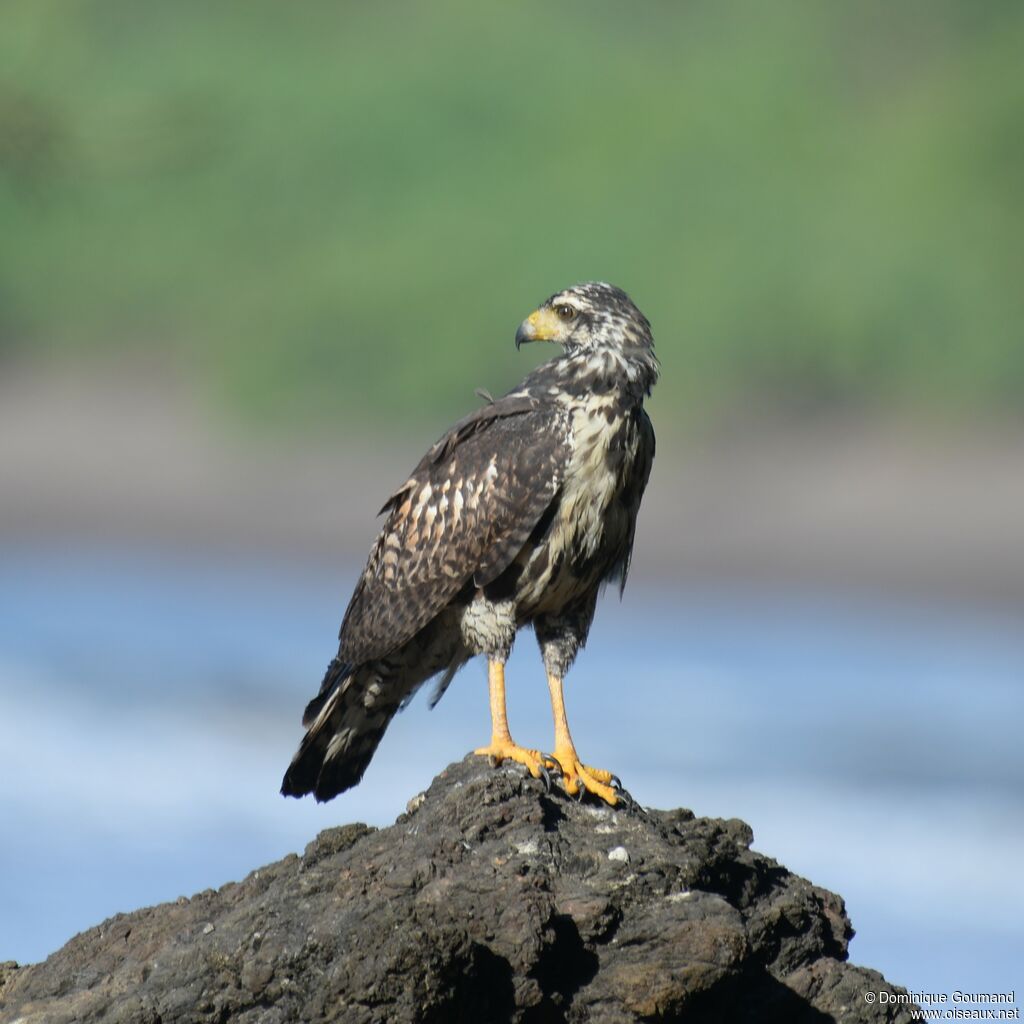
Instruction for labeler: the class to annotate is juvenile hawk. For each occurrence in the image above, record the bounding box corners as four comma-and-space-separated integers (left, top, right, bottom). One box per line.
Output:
282, 282, 659, 805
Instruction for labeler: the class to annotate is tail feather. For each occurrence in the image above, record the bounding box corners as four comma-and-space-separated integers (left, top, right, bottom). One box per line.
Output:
300, 656, 351, 727
281, 665, 400, 802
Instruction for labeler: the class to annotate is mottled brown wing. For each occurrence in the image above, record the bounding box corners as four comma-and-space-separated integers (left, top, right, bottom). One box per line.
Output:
610, 407, 656, 594
336, 398, 569, 666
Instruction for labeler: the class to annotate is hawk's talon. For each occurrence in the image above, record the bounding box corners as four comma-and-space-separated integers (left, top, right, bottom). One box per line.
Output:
579, 764, 617, 786
474, 739, 549, 783
546, 749, 620, 806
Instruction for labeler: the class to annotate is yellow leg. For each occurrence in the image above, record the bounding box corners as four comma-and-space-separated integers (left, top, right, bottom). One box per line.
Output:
545, 672, 619, 805
474, 659, 548, 779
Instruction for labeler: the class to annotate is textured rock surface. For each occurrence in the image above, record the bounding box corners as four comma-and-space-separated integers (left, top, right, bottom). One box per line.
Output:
0, 757, 918, 1023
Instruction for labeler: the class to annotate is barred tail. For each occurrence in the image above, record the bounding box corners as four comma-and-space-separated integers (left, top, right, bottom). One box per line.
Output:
280, 661, 402, 802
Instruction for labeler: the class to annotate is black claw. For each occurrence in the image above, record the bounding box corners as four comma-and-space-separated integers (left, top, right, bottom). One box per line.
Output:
542, 753, 562, 777
616, 787, 639, 813
610, 774, 623, 791
537, 762, 552, 792
575, 785, 586, 803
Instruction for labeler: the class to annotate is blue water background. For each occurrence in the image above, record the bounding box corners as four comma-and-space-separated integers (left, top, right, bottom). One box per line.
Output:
1, 545, 1021, 1006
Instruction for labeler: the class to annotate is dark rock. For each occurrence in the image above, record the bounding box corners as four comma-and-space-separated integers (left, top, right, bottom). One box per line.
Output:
0, 756, 918, 1023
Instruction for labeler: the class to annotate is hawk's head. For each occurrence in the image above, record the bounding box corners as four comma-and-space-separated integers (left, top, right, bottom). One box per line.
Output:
515, 282, 654, 356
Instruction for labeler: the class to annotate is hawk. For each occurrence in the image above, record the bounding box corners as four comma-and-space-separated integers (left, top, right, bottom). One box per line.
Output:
282, 282, 659, 806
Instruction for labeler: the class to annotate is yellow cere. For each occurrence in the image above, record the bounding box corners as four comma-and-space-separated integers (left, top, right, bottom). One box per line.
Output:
525, 307, 563, 342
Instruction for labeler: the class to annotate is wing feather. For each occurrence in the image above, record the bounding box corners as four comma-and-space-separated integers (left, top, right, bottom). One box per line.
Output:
336, 396, 569, 666
610, 407, 656, 594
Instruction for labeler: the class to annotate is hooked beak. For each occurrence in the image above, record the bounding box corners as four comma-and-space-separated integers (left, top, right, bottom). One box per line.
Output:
514, 307, 561, 350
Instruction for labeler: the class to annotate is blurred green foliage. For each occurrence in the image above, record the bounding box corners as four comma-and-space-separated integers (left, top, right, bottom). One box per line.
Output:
1, 0, 1021, 430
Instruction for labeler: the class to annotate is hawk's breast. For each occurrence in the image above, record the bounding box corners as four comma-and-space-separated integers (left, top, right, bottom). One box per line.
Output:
515, 393, 639, 615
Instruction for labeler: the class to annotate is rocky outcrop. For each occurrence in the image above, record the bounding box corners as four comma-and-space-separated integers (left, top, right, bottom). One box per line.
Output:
0, 757, 918, 1023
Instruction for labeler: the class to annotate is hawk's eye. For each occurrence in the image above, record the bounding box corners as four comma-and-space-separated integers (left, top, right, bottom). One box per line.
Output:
554, 304, 577, 321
